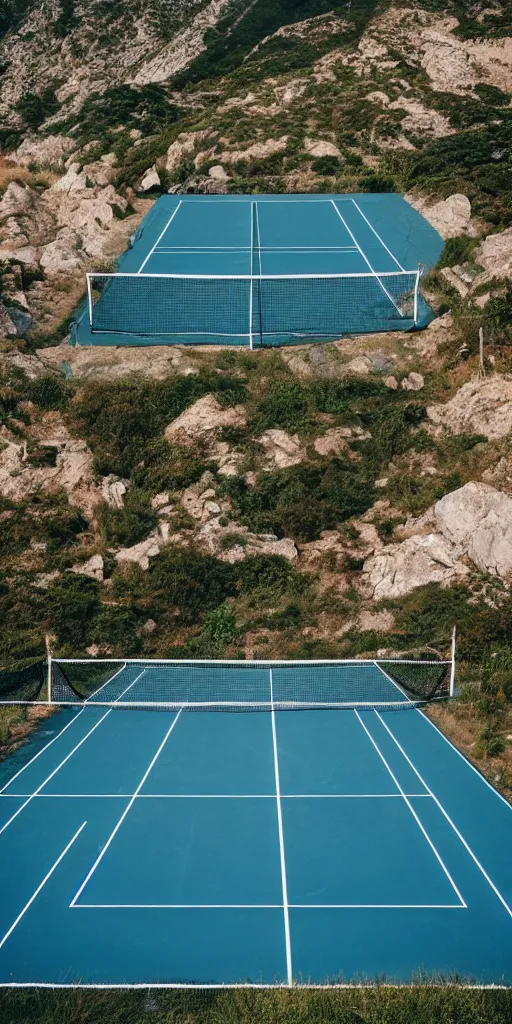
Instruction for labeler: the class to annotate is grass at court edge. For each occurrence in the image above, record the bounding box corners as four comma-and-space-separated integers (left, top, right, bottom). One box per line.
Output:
1, 986, 512, 1024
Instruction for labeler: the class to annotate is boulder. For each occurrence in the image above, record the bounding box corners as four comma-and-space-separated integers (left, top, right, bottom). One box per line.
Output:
101, 475, 128, 508
314, 426, 371, 456
115, 533, 162, 571
139, 166, 161, 192
361, 533, 467, 599
165, 394, 246, 444
71, 555, 104, 581
401, 372, 424, 391
427, 375, 512, 440
304, 138, 342, 158
49, 164, 89, 193
405, 192, 474, 239
208, 164, 229, 181
435, 482, 512, 579
259, 429, 306, 469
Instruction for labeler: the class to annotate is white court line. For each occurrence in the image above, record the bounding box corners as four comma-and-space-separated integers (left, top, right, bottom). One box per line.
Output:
153, 246, 359, 252
354, 711, 466, 908
269, 668, 293, 986
137, 201, 183, 274
0, 822, 86, 950
377, 712, 512, 919
0, 672, 147, 833
0, 707, 85, 796
418, 709, 512, 812
74, 902, 463, 909
0, 792, 432, 799
0, 662, 135, 796
329, 200, 401, 313
349, 198, 405, 271
70, 709, 182, 907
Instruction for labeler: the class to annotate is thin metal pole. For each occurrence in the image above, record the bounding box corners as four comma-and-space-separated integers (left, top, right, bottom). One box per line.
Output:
413, 269, 420, 325
86, 274, 94, 328
449, 626, 457, 697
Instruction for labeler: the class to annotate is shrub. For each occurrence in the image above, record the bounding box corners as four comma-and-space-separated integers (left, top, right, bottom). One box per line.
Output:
29, 374, 69, 410
437, 235, 478, 269
147, 550, 237, 625
311, 156, 342, 175
99, 490, 158, 548
48, 575, 101, 648
16, 86, 61, 129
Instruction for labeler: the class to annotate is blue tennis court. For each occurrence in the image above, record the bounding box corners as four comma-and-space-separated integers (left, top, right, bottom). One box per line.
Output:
75, 194, 443, 347
0, 659, 511, 987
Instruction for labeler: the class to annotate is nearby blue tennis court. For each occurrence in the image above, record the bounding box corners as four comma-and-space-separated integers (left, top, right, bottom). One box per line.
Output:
75, 194, 443, 347
0, 659, 511, 987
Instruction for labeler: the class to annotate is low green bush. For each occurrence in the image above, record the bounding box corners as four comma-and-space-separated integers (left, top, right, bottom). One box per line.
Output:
99, 490, 158, 548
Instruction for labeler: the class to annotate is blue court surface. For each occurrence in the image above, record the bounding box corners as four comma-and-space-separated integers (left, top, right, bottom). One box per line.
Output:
0, 696, 511, 986
74, 194, 443, 348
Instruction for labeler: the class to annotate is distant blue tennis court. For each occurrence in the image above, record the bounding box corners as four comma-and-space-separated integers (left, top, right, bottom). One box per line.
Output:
74, 194, 443, 348
0, 658, 511, 987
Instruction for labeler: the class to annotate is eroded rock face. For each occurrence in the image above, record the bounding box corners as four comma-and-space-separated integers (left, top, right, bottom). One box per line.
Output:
164, 394, 246, 444
427, 376, 512, 440
361, 533, 467, 599
259, 429, 306, 469
435, 482, 512, 579
0, 434, 101, 517
404, 192, 474, 239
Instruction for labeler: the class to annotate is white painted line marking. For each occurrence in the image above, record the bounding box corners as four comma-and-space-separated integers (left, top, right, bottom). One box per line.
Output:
377, 712, 512, 919
137, 201, 183, 273
354, 711, 466, 907
70, 710, 182, 906
270, 668, 293, 986
0, 673, 146, 833
73, 901, 464, 909
0, 822, 86, 949
0, 708, 85, 796
418, 708, 512, 812
329, 200, 402, 314
0, 792, 432, 799
349, 198, 405, 271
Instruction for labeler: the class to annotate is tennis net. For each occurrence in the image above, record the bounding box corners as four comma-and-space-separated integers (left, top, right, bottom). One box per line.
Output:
19, 657, 454, 712
86, 270, 420, 343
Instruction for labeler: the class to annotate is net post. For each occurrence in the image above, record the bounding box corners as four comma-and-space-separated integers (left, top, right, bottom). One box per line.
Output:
413, 269, 420, 325
45, 633, 53, 705
449, 625, 457, 697
249, 201, 254, 350
86, 273, 94, 329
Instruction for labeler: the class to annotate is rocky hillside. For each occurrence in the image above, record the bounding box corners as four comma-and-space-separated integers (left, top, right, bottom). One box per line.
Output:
0, 1, 512, 787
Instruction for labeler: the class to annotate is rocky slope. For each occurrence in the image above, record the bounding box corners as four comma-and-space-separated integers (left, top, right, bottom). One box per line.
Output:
0, 2, 512, 780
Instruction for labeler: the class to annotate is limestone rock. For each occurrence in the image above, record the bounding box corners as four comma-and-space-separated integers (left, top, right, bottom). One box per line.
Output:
474, 228, 512, 282
384, 376, 398, 389
208, 165, 229, 181
361, 533, 467, 599
101, 475, 128, 509
314, 426, 371, 456
195, 518, 298, 563
139, 166, 161, 192
115, 533, 162, 571
435, 482, 512, 579
405, 192, 474, 239
15, 134, 75, 168
71, 554, 104, 581
401, 372, 424, 392
304, 138, 342, 159
259, 429, 306, 469
49, 164, 89, 193
427, 376, 512, 440
165, 394, 246, 444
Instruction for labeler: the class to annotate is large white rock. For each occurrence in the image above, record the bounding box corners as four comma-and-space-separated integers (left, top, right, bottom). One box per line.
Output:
165, 394, 246, 443
71, 555, 104, 581
405, 192, 474, 239
435, 482, 512, 579
139, 166, 161, 192
361, 533, 467, 599
259, 429, 306, 469
115, 533, 162, 571
49, 164, 89, 193
427, 375, 512, 440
